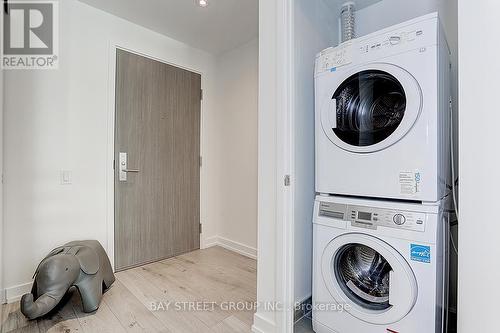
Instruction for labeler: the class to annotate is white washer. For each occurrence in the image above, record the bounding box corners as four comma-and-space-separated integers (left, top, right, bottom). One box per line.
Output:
315, 13, 451, 201
312, 195, 449, 333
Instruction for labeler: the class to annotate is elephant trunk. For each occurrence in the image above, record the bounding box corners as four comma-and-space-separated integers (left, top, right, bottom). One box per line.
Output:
20, 291, 63, 320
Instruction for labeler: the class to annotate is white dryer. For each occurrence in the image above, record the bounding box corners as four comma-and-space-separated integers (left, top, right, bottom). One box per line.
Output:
312, 195, 449, 333
315, 13, 451, 201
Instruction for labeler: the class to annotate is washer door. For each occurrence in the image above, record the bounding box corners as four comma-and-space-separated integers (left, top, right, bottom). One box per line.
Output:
321, 233, 418, 324
320, 63, 422, 153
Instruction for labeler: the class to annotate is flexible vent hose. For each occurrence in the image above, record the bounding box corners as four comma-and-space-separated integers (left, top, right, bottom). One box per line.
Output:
341, 2, 356, 43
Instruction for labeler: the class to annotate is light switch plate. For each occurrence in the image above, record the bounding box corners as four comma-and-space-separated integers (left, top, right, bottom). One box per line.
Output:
60, 170, 72, 185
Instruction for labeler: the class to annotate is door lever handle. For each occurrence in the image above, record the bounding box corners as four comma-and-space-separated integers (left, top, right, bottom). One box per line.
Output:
119, 152, 140, 181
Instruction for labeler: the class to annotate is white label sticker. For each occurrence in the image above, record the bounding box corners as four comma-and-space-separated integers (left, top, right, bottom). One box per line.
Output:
399, 171, 421, 195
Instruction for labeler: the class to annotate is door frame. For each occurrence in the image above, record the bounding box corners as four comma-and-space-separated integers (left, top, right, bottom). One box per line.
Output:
253, 0, 294, 332
106, 42, 205, 271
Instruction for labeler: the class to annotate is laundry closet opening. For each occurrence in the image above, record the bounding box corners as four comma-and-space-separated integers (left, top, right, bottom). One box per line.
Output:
290, 1, 458, 333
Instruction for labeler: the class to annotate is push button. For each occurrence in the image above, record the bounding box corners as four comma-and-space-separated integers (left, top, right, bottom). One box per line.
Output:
389, 36, 401, 45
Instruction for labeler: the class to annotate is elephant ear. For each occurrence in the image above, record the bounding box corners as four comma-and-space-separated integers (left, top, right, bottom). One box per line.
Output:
33, 246, 66, 278
73, 246, 100, 275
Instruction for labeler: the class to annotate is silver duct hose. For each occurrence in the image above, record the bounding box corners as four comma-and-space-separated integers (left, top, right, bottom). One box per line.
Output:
341, 2, 356, 43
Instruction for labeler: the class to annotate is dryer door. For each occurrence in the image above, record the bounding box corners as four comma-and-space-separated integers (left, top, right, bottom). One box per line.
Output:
321, 233, 418, 324
320, 63, 422, 153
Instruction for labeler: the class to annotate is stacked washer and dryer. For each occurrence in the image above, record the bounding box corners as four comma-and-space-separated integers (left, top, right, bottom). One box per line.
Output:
312, 12, 452, 333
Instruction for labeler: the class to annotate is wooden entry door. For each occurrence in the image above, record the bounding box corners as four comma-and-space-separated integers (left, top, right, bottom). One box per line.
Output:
114, 50, 201, 271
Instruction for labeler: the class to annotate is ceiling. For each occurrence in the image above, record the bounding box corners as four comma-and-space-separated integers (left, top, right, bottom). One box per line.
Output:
78, 0, 259, 55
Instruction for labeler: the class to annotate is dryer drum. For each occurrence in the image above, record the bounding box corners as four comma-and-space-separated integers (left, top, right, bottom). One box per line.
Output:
332, 70, 406, 147
335, 243, 392, 310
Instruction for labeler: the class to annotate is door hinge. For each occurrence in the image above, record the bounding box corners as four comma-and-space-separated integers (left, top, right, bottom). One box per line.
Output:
113, 159, 115, 170
284, 175, 291, 186
199, 223, 202, 234
199, 156, 202, 167
200, 89, 203, 101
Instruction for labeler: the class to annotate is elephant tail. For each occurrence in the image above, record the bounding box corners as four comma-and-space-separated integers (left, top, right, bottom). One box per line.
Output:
20, 292, 63, 320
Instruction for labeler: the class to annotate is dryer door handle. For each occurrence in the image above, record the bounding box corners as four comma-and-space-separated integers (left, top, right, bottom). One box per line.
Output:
388, 270, 400, 307
330, 98, 337, 129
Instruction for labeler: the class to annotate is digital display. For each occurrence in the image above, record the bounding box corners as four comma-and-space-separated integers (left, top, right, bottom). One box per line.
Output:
357, 211, 372, 221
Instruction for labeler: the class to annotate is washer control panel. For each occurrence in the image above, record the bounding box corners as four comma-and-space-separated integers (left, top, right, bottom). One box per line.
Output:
318, 202, 425, 232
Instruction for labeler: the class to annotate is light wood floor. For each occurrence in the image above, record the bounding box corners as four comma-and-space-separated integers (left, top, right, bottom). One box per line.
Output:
0, 246, 257, 333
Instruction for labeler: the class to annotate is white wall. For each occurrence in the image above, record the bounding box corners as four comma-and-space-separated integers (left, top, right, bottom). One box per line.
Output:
211, 39, 259, 256
292, 0, 337, 304
2, 0, 220, 301
355, 0, 452, 36
457, 1, 500, 332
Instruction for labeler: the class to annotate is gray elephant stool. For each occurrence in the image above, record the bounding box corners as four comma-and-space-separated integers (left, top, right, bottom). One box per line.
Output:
21, 240, 115, 320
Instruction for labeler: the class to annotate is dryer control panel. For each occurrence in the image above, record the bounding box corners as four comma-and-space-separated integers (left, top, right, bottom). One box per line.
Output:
357, 28, 424, 55
319, 201, 426, 232
315, 13, 439, 76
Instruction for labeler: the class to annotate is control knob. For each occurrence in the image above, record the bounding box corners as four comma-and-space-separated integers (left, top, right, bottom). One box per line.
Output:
393, 214, 406, 225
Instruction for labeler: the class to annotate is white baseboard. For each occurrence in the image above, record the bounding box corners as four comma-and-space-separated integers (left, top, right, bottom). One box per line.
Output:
252, 312, 276, 333
217, 236, 257, 259
3, 282, 32, 304
201, 235, 219, 249
202, 235, 257, 260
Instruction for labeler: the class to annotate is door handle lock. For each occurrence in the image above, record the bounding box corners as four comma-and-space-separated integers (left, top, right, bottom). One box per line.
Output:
119, 152, 139, 181
123, 169, 140, 173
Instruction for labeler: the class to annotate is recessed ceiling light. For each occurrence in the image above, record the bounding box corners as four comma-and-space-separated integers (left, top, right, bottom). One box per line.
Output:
196, 0, 209, 7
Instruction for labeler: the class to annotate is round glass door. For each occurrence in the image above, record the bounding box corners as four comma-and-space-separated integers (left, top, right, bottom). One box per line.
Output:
321, 233, 418, 324
333, 70, 406, 147
335, 243, 392, 311
320, 63, 422, 153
